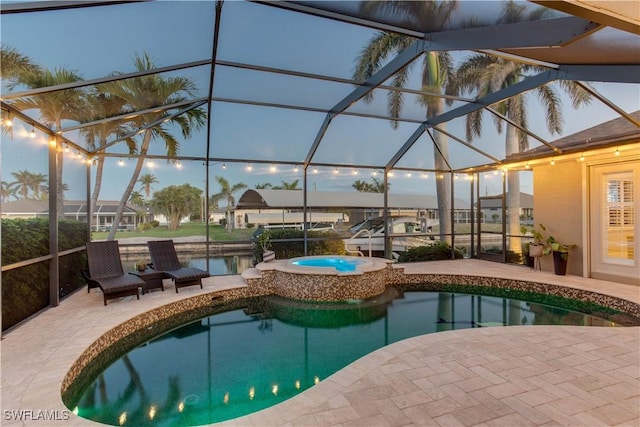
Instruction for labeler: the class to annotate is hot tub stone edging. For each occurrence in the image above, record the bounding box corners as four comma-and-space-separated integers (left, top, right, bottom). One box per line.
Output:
255, 256, 392, 301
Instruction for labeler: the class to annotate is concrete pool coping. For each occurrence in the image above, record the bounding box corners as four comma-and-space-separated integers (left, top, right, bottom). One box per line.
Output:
1, 259, 638, 426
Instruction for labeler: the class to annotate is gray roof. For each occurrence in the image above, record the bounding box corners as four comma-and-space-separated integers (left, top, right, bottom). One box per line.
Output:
510, 111, 640, 161
1, 200, 144, 215
237, 189, 470, 209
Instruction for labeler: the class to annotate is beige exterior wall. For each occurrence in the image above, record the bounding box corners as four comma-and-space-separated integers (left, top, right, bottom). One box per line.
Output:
533, 161, 584, 275
530, 143, 639, 281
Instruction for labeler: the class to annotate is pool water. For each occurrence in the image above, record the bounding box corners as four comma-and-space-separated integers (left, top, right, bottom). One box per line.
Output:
69, 289, 626, 426
291, 257, 363, 272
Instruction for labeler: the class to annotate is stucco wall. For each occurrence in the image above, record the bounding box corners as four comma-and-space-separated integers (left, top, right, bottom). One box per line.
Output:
533, 162, 584, 275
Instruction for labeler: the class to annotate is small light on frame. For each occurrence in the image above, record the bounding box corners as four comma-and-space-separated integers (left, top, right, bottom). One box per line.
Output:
49, 136, 57, 147
615, 147, 620, 156
550, 159, 555, 166
579, 153, 585, 162
4, 114, 13, 127
30, 127, 36, 138
222, 162, 226, 169
294, 165, 299, 172
118, 159, 125, 166
176, 161, 182, 169
246, 163, 253, 171
313, 167, 318, 174
270, 164, 277, 172
333, 168, 339, 174
525, 162, 530, 169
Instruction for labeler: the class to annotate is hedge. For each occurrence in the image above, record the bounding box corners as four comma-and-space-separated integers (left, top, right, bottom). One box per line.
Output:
2, 218, 87, 331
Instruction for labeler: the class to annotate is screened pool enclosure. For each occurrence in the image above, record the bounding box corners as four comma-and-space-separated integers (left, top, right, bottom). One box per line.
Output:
1, 1, 639, 330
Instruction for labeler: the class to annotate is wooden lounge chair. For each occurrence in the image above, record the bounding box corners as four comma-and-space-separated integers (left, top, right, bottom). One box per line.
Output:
147, 239, 209, 293
86, 241, 143, 305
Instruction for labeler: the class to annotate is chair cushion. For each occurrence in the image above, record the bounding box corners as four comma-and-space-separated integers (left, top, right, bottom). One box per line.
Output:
98, 275, 144, 293
163, 267, 209, 283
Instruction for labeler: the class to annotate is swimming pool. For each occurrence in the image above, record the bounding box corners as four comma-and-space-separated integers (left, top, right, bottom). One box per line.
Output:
65, 288, 633, 426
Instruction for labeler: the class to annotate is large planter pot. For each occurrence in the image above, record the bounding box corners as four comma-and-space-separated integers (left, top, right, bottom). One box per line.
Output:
552, 251, 568, 275
524, 254, 535, 268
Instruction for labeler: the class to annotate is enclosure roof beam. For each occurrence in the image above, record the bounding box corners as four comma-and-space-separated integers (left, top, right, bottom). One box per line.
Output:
303, 39, 428, 168
386, 70, 558, 169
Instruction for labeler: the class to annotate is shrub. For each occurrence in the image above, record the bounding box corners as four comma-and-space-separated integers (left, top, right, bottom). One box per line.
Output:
149, 220, 160, 228
397, 242, 464, 262
138, 222, 153, 232
1, 218, 86, 331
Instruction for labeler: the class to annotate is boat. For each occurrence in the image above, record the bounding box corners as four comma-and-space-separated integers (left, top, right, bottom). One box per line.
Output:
344, 216, 437, 257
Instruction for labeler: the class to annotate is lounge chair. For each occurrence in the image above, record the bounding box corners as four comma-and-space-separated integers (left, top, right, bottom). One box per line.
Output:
86, 241, 143, 305
147, 240, 209, 293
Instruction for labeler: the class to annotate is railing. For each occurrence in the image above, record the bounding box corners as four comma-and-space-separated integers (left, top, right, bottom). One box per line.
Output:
344, 229, 372, 257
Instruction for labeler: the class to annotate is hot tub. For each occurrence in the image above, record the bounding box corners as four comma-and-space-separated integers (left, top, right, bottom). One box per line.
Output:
256, 255, 391, 301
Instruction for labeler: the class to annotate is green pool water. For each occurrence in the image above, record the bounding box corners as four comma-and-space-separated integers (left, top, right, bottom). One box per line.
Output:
67, 289, 632, 426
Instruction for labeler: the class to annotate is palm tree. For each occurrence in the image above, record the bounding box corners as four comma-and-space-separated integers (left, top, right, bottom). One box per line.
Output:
128, 190, 144, 206
255, 182, 272, 189
352, 177, 386, 193
211, 176, 247, 231
0, 44, 41, 82
80, 90, 137, 216
9, 66, 85, 218
100, 53, 207, 240
354, 1, 458, 242
137, 173, 159, 200
1, 181, 18, 202
272, 179, 300, 190
30, 172, 47, 200
0, 45, 42, 137
452, 2, 592, 253
10, 170, 37, 199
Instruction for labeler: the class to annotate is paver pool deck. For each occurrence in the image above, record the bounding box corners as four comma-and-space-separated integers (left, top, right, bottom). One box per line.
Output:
1, 259, 638, 426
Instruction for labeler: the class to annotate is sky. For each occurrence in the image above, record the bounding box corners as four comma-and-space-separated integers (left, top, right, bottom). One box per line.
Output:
1, 1, 639, 204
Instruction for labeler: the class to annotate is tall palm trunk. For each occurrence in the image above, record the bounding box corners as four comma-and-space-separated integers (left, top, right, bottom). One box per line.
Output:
54, 119, 65, 220
430, 102, 452, 243
505, 124, 521, 254
107, 133, 151, 241
90, 146, 106, 227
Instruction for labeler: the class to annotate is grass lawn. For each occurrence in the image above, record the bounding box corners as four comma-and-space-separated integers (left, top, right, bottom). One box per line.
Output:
91, 222, 256, 241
